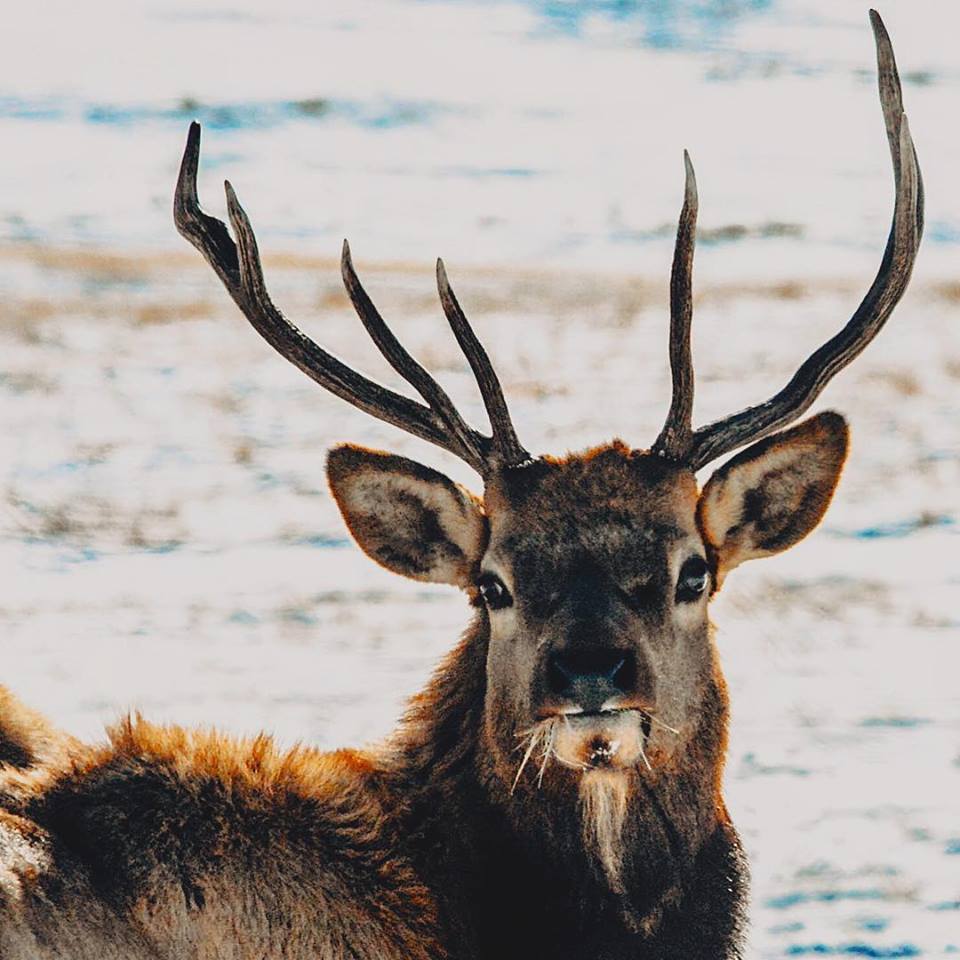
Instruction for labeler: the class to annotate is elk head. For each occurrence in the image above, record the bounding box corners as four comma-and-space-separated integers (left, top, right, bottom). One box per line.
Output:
174, 10, 920, 872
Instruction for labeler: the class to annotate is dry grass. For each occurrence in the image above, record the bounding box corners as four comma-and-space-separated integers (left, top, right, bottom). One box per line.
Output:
932, 280, 960, 303
134, 301, 217, 326
4, 490, 183, 551
863, 369, 923, 397
3, 242, 957, 332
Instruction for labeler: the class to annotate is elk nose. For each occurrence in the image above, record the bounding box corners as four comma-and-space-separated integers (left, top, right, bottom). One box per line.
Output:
546, 649, 637, 714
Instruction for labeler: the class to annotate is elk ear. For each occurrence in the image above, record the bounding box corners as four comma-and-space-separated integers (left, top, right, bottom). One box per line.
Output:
696, 412, 849, 587
326, 444, 486, 587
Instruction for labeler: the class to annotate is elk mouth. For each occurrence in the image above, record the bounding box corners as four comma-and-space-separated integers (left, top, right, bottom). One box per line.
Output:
542, 704, 655, 739
558, 705, 653, 732
513, 707, 664, 788
567, 708, 654, 770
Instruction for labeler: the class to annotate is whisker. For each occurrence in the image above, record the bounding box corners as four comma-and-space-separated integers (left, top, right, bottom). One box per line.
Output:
536, 720, 557, 788
553, 754, 590, 771
511, 728, 543, 794
647, 714, 680, 735
637, 737, 653, 772
539, 721, 555, 758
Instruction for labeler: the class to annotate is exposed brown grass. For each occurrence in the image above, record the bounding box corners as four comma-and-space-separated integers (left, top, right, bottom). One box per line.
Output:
933, 280, 960, 303
863, 369, 922, 397
133, 300, 217, 325
4, 241, 957, 317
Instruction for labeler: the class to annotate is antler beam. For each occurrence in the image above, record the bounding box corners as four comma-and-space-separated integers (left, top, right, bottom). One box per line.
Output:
174, 122, 528, 475
664, 9, 922, 471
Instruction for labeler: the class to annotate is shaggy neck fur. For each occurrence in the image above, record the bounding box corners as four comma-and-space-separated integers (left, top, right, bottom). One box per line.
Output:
386, 614, 748, 959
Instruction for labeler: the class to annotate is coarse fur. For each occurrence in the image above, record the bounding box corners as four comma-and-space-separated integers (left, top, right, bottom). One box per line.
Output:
579, 772, 631, 890
0, 687, 81, 772
0, 418, 850, 959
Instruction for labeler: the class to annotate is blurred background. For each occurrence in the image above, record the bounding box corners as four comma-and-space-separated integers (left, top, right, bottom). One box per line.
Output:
1, 0, 958, 956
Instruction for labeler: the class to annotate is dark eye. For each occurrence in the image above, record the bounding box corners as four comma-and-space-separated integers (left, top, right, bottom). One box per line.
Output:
675, 556, 709, 603
478, 573, 513, 611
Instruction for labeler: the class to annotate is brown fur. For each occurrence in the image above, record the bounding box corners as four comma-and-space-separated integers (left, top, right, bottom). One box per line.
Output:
0, 687, 81, 772
327, 444, 487, 585
1, 424, 848, 958
1, 696, 446, 960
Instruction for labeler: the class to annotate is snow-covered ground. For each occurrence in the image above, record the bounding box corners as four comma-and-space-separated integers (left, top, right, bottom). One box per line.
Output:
2, 0, 959, 278
1, 1, 958, 956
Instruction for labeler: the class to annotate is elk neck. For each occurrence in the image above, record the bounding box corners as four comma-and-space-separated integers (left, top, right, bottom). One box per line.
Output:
382, 609, 745, 952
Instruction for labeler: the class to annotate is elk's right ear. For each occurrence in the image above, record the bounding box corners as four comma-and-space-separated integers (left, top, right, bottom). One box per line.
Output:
326, 445, 486, 587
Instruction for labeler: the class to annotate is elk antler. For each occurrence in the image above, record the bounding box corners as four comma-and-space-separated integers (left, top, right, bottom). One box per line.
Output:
652, 9, 923, 471
652, 150, 698, 461
174, 123, 528, 476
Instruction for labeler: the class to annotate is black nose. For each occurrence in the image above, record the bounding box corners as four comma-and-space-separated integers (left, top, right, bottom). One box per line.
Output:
546, 649, 637, 713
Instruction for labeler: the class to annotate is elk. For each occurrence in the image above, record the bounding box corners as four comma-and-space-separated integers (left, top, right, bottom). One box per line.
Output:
0, 11, 922, 960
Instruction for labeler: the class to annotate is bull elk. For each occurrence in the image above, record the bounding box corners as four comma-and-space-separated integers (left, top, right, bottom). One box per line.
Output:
0, 11, 922, 959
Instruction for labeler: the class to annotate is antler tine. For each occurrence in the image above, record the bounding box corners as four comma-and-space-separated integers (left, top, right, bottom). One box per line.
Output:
174, 120, 241, 291
652, 150, 698, 461
174, 121, 495, 473
436, 259, 531, 468
684, 10, 923, 472
340, 241, 486, 468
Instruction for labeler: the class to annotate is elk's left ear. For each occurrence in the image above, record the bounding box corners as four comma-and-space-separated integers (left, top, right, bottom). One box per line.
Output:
326, 444, 486, 588
697, 412, 849, 587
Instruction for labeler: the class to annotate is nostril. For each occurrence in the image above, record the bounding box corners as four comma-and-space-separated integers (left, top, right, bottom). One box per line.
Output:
547, 650, 637, 698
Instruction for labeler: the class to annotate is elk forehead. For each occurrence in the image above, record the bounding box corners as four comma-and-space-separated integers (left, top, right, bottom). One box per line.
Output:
483, 444, 701, 576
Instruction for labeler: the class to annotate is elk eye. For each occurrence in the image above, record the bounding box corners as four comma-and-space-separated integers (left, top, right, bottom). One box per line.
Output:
478, 573, 512, 611
675, 556, 709, 603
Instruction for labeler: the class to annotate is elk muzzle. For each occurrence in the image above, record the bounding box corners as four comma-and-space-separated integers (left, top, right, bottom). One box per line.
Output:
534, 642, 659, 773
